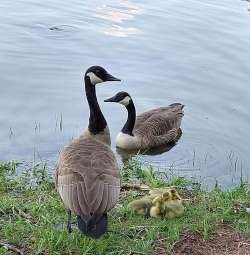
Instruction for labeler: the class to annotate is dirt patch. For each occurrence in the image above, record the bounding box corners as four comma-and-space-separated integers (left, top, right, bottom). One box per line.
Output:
171, 224, 250, 255
152, 247, 167, 255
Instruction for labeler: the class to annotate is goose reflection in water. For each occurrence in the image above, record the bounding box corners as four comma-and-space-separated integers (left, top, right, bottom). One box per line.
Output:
117, 130, 183, 164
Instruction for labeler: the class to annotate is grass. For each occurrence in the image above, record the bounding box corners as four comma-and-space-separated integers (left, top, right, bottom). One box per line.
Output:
0, 159, 250, 255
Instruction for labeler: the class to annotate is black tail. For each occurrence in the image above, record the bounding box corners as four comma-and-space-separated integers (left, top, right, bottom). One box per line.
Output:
77, 213, 108, 239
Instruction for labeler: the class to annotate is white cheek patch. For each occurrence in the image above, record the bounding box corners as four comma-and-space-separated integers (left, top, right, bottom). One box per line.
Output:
86, 72, 103, 85
119, 96, 131, 106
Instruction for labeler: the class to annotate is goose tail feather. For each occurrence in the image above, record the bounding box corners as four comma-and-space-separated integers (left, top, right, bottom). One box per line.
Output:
77, 213, 108, 239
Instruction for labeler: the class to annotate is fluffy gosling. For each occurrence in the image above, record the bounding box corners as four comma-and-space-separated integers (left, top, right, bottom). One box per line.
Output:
127, 196, 153, 216
128, 187, 185, 219
163, 188, 184, 219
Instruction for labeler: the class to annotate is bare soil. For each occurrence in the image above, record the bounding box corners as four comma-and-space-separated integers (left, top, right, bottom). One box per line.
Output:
153, 224, 250, 255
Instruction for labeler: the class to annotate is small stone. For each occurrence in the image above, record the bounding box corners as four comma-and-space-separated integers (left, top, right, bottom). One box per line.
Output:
246, 208, 250, 213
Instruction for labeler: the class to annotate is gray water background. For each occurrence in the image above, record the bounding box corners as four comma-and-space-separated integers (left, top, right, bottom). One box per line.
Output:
1, 0, 250, 188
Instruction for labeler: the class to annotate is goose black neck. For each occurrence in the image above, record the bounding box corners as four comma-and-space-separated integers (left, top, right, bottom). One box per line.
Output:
122, 100, 136, 136
85, 77, 107, 134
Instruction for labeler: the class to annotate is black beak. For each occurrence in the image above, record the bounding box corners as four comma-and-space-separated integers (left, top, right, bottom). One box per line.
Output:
104, 95, 118, 102
106, 73, 121, 82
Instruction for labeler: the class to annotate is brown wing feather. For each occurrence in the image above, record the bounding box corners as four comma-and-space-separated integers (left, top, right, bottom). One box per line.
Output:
134, 107, 166, 131
134, 103, 184, 148
134, 104, 184, 132
56, 137, 120, 218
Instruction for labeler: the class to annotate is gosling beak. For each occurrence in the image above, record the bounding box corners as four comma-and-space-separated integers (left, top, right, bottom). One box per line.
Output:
106, 73, 121, 82
104, 95, 117, 103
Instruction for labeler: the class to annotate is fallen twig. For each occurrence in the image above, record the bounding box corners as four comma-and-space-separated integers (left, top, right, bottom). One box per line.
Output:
0, 241, 24, 255
121, 183, 151, 191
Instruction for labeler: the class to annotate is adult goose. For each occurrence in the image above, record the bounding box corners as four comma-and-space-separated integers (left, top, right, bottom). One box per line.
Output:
55, 66, 121, 239
104, 91, 184, 150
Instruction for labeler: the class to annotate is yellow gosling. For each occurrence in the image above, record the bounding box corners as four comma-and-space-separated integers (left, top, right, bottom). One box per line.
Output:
163, 189, 184, 219
128, 197, 152, 216
150, 191, 172, 217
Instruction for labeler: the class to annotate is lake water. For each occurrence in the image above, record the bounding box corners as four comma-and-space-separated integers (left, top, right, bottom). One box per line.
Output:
1, 0, 250, 188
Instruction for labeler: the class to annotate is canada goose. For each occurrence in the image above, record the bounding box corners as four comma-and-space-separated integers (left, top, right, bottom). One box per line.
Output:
150, 191, 169, 218
150, 188, 184, 219
163, 188, 184, 219
104, 91, 184, 150
127, 188, 173, 216
55, 66, 121, 239
116, 140, 177, 164
148, 187, 174, 198
128, 196, 153, 216
168, 188, 182, 201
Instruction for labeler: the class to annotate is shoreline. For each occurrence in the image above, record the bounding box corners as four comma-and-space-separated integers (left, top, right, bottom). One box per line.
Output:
0, 160, 250, 254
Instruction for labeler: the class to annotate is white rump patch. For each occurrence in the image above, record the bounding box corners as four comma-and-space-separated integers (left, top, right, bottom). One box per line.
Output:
86, 72, 103, 85
119, 96, 131, 106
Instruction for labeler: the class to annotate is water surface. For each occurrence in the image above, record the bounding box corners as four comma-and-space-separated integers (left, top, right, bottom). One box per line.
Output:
1, 0, 250, 187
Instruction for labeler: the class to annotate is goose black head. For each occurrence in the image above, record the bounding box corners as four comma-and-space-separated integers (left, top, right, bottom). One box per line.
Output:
104, 91, 132, 106
85, 66, 121, 85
